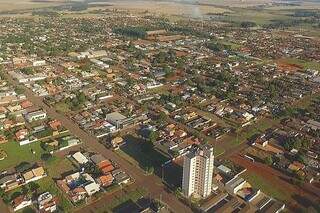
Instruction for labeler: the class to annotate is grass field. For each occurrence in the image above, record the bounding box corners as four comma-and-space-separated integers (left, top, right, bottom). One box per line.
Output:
242, 172, 290, 202
0, 141, 45, 171
0, 0, 62, 13
54, 101, 71, 114
220, 8, 294, 25
230, 117, 278, 147
45, 157, 75, 179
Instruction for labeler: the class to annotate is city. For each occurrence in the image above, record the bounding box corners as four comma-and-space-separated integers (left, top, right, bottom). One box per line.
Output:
0, 0, 319, 212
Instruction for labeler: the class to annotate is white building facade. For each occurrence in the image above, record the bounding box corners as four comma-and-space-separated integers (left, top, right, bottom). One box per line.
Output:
182, 145, 214, 198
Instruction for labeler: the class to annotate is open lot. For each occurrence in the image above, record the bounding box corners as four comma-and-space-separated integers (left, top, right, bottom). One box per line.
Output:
0, 141, 45, 171
116, 134, 169, 175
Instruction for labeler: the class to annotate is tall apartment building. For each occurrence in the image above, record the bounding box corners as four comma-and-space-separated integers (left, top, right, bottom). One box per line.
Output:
182, 145, 214, 198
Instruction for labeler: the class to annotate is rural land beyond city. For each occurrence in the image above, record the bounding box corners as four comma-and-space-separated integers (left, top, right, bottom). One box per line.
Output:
0, 0, 319, 213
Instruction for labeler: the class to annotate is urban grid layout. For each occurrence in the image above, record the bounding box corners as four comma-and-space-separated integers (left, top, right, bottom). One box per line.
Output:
0, 0, 319, 213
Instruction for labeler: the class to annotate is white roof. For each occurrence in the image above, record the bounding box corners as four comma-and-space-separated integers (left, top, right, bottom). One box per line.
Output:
217, 165, 231, 174
106, 112, 127, 123
84, 182, 100, 195
72, 152, 88, 164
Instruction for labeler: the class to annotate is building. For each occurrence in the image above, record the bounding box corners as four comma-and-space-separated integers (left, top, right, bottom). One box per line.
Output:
72, 152, 89, 165
182, 145, 214, 198
84, 182, 100, 196
22, 166, 46, 183
25, 110, 47, 123
57, 172, 100, 203
32, 60, 46, 67
37, 192, 57, 213
12, 195, 32, 212
105, 112, 127, 128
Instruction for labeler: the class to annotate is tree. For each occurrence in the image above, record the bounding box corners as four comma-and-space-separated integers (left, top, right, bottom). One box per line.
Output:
240, 21, 257, 28
28, 182, 40, 193
293, 170, 305, 186
301, 138, 311, 149
145, 166, 154, 175
15, 162, 32, 173
0, 188, 5, 198
157, 112, 167, 124
41, 153, 52, 161
172, 150, 179, 158
292, 178, 303, 187
20, 67, 34, 75
293, 139, 302, 150
1, 193, 9, 204
296, 153, 305, 164
15, 86, 25, 95
84, 163, 100, 176
77, 92, 86, 103
113, 26, 146, 39
7, 113, 16, 121
264, 156, 273, 166
21, 185, 29, 195
174, 187, 182, 197
148, 131, 158, 144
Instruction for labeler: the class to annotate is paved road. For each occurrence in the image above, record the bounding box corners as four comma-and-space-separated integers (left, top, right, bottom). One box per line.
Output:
3, 72, 192, 213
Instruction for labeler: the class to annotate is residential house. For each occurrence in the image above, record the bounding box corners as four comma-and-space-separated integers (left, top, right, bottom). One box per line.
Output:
22, 166, 46, 183
97, 174, 113, 187
72, 152, 89, 165
12, 195, 32, 212
38, 192, 57, 213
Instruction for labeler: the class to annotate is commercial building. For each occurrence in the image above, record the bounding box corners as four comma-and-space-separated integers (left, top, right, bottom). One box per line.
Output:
182, 145, 214, 198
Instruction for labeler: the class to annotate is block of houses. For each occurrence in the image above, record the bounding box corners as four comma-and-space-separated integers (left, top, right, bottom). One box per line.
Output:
57, 172, 100, 203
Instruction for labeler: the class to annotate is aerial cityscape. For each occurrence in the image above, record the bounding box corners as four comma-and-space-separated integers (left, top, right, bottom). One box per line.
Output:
0, 0, 319, 212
